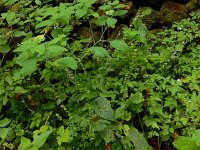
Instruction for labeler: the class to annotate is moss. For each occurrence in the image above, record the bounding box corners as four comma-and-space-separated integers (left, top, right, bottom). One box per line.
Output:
160, 2, 188, 25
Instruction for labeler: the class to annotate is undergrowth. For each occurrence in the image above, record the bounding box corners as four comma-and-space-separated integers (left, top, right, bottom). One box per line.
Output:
0, 0, 200, 149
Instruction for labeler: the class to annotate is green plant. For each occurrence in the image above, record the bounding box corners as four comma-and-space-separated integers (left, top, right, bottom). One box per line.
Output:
1, 0, 200, 149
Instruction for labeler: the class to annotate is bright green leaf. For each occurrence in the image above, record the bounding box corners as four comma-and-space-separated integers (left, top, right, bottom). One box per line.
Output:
95, 16, 108, 26
93, 97, 115, 121
173, 136, 197, 150
45, 45, 67, 58
0, 128, 10, 139
18, 136, 32, 150
107, 17, 117, 28
32, 130, 52, 148
13, 31, 26, 37
0, 118, 11, 128
88, 46, 109, 57
57, 126, 70, 145
53, 57, 77, 69
110, 40, 129, 51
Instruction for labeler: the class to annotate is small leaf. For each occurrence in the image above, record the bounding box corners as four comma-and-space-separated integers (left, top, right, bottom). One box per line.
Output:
0, 45, 10, 53
36, 20, 54, 29
113, 10, 128, 16
107, 18, 117, 28
75, 8, 88, 19
88, 47, 109, 57
53, 57, 77, 69
32, 130, 52, 148
0, 118, 11, 128
110, 40, 129, 51
56, 126, 70, 145
13, 31, 26, 37
95, 16, 108, 26
127, 129, 151, 150
0, 128, 10, 139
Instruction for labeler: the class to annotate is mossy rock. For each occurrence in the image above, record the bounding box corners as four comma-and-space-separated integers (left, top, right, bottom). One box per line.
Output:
160, 2, 188, 25
185, 0, 200, 11
76, 27, 101, 43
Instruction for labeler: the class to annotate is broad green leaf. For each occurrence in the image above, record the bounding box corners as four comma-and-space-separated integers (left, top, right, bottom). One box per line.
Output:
0, 128, 10, 139
53, 57, 77, 69
13, 31, 26, 37
88, 47, 109, 57
127, 129, 150, 150
14, 86, 28, 94
107, 17, 117, 28
130, 92, 144, 104
100, 128, 115, 143
0, 45, 11, 53
113, 10, 128, 16
141, 8, 152, 17
75, 8, 88, 19
0, 118, 11, 128
35, 19, 54, 29
17, 57, 38, 76
57, 126, 70, 145
173, 136, 197, 150
110, 40, 129, 51
93, 97, 115, 121
18, 136, 31, 150
41, 69, 53, 81
95, 16, 108, 26
99, 5, 112, 11
192, 129, 200, 145
45, 45, 67, 58
32, 130, 52, 148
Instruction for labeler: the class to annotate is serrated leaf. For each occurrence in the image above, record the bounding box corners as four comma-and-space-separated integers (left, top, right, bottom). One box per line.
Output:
88, 46, 109, 57
17, 57, 38, 76
0, 118, 11, 128
36, 20, 54, 29
192, 129, 200, 145
110, 40, 129, 51
57, 126, 70, 145
53, 57, 77, 69
32, 130, 52, 148
100, 128, 115, 143
45, 45, 67, 58
13, 31, 26, 37
0, 45, 10, 53
141, 8, 152, 17
173, 136, 197, 150
14, 86, 28, 93
0, 128, 10, 139
18, 136, 31, 150
113, 10, 128, 16
107, 17, 117, 28
95, 16, 108, 26
75, 8, 88, 19
94, 97, 115, 121
127, 129, 150, 150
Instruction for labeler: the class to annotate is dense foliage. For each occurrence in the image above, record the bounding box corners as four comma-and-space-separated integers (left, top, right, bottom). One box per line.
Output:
0, 0, 200, 149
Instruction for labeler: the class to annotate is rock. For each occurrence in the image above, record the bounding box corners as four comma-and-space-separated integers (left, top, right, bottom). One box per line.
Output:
131, 7, 160, 28
160, 2, 188, 25
139, 7, 159, 28
110, 24, 128, 40
0, 2, 7, 13
76, 27, 101, 43
185, 0, 200, 11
